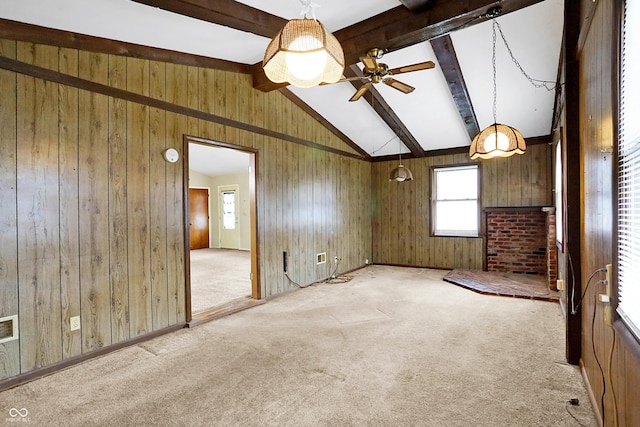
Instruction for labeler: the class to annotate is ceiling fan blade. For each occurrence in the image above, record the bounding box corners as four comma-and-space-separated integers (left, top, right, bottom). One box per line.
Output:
320, 76, 368, 86
388, 61, 435, 75
360, 56, 378, 71
383, 78, 415, 94
349, 82, 373, 102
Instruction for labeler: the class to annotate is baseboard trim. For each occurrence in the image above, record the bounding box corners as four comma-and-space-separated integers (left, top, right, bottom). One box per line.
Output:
580, 358, 603, 427
0, 323, 186, 392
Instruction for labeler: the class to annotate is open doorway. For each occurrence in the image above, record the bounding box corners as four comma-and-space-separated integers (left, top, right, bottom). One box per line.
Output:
184, 136, 260, 321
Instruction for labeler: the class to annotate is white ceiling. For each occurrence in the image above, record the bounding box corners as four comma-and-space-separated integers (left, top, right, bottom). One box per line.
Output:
0, 0, 564, 175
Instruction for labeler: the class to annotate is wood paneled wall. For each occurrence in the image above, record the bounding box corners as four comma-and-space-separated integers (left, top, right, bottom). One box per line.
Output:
0, 38, 371, 381
577, 0, 640, 425
371, 145, 552, 269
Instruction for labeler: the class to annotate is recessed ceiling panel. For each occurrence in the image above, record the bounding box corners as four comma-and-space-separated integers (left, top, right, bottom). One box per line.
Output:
0, 0, 271, 64
379, 42, 472, 151
235, 0, 401, 32
289, 83, 409, 157
450, 0, 564, 138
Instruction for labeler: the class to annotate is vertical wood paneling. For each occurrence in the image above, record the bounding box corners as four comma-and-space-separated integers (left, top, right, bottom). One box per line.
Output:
78, 51, 111, 351
108, 54, 130, 344
127, 57, 152, 338
165, 63, 188, 325
16, 43, 62, 370
372, 146, 552, 269
58, 47, 81, 359
0, 39, 20, 379
0, 37, 375, 379
149, 61, 169, 330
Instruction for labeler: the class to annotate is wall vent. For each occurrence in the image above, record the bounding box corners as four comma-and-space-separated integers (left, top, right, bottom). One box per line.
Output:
316, 252, 327, 265
0, 315, 19, 344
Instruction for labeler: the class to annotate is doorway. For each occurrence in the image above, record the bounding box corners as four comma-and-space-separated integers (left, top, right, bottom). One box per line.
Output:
184, 136, 260, 321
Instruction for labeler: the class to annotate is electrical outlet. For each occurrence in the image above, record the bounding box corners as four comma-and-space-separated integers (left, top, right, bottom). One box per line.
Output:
605, 263, 612, 297
316, 252, 326, 265
70, 316, 81, 331
556, 279, 564, 291
365, 259, 369, 265
334, 256, 339, 263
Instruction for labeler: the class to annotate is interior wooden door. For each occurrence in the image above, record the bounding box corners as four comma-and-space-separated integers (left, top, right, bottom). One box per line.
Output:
189, 188, 209, 250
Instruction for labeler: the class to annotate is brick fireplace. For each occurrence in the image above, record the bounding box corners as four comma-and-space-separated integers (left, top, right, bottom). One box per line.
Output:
485, 207, 557, 290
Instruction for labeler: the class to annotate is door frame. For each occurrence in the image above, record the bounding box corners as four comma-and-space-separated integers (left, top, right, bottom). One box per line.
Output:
183, 135, 261, 322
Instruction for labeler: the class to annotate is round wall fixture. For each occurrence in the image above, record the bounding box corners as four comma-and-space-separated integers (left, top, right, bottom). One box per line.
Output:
163, 148, 179, 163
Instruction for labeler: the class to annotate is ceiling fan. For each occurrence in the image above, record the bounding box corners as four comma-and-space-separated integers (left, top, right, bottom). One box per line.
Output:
337, 48, 436, 102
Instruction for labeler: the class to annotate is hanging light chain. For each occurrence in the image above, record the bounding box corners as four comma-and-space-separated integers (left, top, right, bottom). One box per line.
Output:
492, 20, 498, 124
494, 20, 556, 91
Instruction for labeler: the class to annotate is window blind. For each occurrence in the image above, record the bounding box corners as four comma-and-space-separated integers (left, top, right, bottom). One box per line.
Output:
618, 0, 640, 339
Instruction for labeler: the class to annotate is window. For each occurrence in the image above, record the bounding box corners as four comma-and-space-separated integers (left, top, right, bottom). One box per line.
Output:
222, 190, 236, 230
617, 0, 640, 339
431, 164, 480, 237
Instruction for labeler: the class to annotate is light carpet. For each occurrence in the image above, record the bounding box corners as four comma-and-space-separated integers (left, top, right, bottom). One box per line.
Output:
190, 248, 251, 313
0, 266, 595, 426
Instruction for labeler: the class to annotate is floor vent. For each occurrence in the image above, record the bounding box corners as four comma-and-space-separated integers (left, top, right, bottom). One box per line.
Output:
0, 315, 18, 344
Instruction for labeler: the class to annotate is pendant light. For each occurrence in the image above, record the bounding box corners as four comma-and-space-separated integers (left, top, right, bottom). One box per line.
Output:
469, 19, 526, 160
263, 1, 344, 88
390, 140, 413, 182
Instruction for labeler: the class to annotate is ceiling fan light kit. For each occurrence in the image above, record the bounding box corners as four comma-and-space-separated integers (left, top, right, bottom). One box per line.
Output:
263, 17, 344, 88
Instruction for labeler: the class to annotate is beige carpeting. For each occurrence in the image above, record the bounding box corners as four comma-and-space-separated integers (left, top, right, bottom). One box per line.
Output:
0, 266, 596, 426
190, 248, 251, 313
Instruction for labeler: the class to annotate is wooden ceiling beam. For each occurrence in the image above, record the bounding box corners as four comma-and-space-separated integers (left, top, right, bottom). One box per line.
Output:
399, 0, 432, 12
254, 0, 545, 92
336, 0, 545, 66
131, 0, 286, 39
0, 18, 251, 74
430, 34, 479, 140
344, 65, 426, 158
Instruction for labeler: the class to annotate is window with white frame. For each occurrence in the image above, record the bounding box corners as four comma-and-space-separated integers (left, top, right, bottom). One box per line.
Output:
617, 0, 640, 339
431, 164, 480, 237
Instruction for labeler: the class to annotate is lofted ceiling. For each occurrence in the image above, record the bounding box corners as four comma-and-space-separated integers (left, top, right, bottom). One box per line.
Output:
0, 0, 564, 176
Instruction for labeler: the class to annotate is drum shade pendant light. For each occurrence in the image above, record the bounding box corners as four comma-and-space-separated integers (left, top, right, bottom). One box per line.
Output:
470, 19, 526, 160
263, 1, 344, 88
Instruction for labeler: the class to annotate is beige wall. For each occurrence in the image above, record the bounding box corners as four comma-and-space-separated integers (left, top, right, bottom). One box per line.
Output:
189, 169, 251, 250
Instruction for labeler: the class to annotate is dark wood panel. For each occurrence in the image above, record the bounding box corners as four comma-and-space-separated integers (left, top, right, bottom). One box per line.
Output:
0, 39, 20, 380
108, 54, 131, 344
78, 52, 112, 352
16, 43, 63, 370
58, 47, 82, 360
127, 57, 153, 338
149, 60, 170, 331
